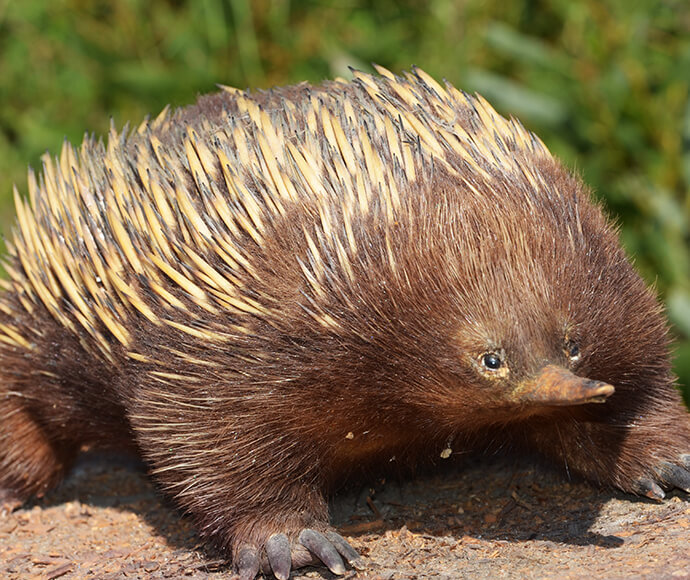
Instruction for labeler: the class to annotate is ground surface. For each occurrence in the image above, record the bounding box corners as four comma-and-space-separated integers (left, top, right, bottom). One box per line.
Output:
1, 452, 688, 579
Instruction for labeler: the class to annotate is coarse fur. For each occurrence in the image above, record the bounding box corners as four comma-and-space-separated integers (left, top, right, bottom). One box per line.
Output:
0, 66, 689, 576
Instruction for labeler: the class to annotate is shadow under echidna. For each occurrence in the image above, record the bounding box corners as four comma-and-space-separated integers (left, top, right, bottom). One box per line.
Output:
0, 66, 689, 579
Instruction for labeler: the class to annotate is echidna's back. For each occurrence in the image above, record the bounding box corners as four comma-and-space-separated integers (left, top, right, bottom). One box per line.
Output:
0, 66, 553, 367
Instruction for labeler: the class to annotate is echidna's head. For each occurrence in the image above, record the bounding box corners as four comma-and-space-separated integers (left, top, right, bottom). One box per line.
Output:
355, 153, 674, 431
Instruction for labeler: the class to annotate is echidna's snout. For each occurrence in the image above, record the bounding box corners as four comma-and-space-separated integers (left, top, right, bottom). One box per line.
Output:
511, 364, 615, 406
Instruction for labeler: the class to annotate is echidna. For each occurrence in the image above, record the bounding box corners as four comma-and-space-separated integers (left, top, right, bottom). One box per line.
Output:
0, 66, 689, 579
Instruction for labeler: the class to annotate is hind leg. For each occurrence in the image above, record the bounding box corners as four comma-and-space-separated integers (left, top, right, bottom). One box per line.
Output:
0, 393, 78, 508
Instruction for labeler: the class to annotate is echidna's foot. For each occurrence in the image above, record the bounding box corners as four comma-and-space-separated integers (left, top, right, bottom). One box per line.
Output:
234, 528, 363, 580
653, 455, 690, 494
632, 454, 690, 500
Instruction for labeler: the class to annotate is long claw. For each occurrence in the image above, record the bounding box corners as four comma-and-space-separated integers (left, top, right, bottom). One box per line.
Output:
634, 476, 665, 500
266, 533, 292, 580
236, 546, 260, 580
299, 529, 346, 575
325, 531, 365, 569
658, 462, 690, 493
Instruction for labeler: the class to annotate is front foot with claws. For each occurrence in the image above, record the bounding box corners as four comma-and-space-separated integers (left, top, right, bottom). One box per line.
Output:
235, 528, 364, 580
633, 454, 690, 500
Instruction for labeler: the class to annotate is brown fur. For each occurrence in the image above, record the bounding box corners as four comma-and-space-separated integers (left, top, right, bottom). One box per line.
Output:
0, 67, 688, 572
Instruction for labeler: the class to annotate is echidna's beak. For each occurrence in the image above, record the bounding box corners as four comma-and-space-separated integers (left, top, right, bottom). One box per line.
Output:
512, 365, 615, 406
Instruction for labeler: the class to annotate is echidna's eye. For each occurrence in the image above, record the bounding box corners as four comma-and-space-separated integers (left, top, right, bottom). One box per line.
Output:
566, 341, 580, 360
482, 353, 502, 370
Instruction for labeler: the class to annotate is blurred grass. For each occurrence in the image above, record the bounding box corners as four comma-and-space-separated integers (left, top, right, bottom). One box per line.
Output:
0, 0, 688, 401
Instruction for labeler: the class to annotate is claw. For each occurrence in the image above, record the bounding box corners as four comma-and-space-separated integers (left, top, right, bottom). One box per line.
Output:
657, 462, 690, 493
0, 489, 21, 518
266, 534, 292, 580
634, 477, 665, 500
325, 531, 365, 569
236, 545, 260, 580
299, 529, 346, 575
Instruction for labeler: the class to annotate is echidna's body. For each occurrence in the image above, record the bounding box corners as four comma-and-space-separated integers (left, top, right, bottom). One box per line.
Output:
1, 67, 689, 578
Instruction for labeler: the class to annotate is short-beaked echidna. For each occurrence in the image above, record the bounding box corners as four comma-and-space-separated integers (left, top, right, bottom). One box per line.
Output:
0, 66, 689, 579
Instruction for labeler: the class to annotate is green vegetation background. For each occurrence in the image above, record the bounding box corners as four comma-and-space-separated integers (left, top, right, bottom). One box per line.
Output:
1, 0, 689, 401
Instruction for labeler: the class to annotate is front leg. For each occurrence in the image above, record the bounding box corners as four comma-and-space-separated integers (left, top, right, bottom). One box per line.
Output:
128, 388, 362, 579
215, 485, 362, 580
525, 396, 690, 498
